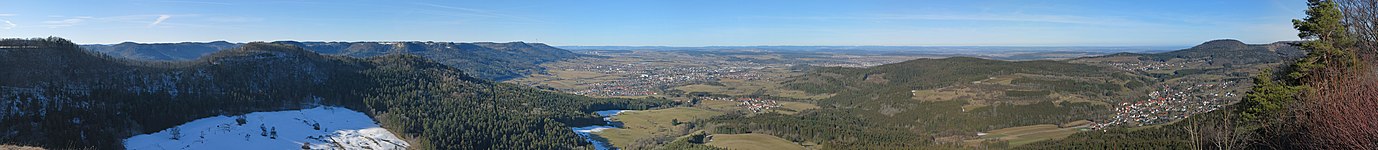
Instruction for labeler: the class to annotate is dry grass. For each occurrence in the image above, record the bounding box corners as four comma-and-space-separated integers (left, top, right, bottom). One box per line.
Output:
0, 145, 44, 150
965, 122, 1088, 148
772, 101, 820, 115
706, 134, 806, 150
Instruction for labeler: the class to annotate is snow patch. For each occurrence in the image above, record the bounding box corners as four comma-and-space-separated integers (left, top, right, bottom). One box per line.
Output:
571, 110, 634, 150
124, 106, 409, 150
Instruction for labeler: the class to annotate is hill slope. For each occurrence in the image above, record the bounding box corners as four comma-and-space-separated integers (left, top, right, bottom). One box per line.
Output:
783, 57, 1137, 131
0, 37, 672, 149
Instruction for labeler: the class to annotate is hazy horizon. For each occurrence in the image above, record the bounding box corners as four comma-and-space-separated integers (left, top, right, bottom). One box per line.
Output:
3, 0, 1305, 46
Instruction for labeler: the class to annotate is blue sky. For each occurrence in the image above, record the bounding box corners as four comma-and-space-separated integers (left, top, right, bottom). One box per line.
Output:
0, 0, 1305, 46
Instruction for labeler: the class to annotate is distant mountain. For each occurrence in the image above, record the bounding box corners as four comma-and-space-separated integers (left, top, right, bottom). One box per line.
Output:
563, 45, 1177, 61
279, 41, 583, 81
560, 45, 1176, 54
0, 37, 670, 149
1086, 39, 1305, 65
82, 41, 583, 81
82, 41, 239, 60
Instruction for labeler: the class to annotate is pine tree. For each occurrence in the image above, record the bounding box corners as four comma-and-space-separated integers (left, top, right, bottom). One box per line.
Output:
270, 127, 278, 139
168, 127, 182, 140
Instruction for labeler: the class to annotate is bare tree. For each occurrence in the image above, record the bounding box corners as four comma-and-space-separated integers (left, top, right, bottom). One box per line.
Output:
1335, 0, 1377, 56
1299, 65, 1378, 149
1198, 109, 1251, 150
1186, 118, 1200, 149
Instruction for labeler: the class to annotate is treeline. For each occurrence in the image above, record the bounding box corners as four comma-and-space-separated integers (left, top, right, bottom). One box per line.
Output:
279, 41, 583, 81
1009, 76, 1125, 97
708, 110, 938, 149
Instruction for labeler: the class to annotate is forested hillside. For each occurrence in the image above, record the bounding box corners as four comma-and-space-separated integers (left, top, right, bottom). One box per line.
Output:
0, 37, 672, 149
278, 41, 582, 81
82, 41, 582, 81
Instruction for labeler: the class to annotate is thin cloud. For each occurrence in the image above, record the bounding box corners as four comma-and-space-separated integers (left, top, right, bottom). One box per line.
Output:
41, 14, 197, 28
0, 14, 15, 17
148, 15, 171, 27
411, 2, 548, 24
42, 18, 85, 28
1, 19, 15, 29
756, 13, 1151, 26
152, 0, 233, 5
205, 16, 263, 23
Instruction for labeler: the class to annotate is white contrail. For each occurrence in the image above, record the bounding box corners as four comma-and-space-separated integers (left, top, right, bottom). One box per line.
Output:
148, 15, 170, 27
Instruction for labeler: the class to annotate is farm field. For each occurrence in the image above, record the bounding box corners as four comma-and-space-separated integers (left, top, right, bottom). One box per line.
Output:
706, 133, 807, 150
595, 107, 725, 148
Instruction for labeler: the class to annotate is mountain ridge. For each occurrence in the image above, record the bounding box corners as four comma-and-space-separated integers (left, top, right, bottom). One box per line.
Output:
1078, 39, 1304, 64
81, 40, 583, 81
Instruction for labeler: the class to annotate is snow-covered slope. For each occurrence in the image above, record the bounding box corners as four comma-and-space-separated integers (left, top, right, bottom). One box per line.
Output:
124, 107, 409, 150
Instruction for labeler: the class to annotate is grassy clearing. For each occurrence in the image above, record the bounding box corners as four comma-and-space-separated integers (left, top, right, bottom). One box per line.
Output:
983, 74, 1022, 85
675, 84, 728, 93
772, 101, 819, 115
965, 123, 1087, 148
706, 134, 806, 150
595, 107, 726, 149
508, 69, 622, 90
